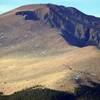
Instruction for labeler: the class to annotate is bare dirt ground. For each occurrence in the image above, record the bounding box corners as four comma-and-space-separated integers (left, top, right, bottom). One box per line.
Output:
0, 46, 100, 95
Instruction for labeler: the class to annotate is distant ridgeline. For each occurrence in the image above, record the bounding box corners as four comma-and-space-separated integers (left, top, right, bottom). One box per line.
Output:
16, 4, 100, 48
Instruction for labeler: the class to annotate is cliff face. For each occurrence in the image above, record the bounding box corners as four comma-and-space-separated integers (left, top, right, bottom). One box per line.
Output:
15, 4, 100, 48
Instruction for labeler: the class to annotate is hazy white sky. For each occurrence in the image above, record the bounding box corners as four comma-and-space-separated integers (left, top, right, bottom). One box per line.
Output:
0, 0, 100, 17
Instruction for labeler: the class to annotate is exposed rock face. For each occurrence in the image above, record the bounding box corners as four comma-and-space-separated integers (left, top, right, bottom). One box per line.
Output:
15, 4, 100, 48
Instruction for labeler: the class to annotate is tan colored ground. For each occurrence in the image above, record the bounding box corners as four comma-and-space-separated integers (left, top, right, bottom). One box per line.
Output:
0, 46, 100, 95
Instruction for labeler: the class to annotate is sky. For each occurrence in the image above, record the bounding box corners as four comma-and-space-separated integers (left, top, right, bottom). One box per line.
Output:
0, 0, 100, 17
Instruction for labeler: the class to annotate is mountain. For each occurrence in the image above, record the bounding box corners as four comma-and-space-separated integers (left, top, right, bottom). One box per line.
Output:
0, 4, 70, 57
0, 4, 100, 96
15, 4, 100, 48
0, 4, 100, 49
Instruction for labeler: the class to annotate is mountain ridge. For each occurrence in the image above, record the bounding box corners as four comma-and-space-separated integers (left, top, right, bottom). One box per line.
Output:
14, 4, 100, 48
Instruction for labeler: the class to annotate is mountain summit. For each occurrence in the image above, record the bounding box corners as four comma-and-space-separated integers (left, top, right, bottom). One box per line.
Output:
15, 4, 100, 47
1, 4, 100, 48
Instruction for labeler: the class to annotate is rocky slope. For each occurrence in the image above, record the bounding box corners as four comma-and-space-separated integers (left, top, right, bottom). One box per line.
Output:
0, 4, 100, 51
14, 4, 100, 47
